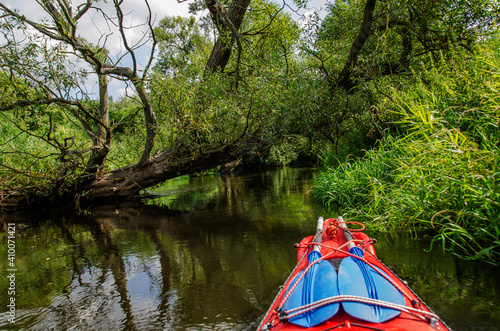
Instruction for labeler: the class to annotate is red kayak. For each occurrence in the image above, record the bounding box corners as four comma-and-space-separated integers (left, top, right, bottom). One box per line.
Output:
258, 217, 450, 331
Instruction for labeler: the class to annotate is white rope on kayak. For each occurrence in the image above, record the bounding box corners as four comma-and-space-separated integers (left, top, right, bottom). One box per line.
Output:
282, 295, 440, 323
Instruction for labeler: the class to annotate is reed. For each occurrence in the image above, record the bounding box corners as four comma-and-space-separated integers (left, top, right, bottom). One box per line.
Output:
315, 39, 500, 263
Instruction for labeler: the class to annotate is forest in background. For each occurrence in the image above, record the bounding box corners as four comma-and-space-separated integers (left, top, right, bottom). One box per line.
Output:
0, 0, 499, 261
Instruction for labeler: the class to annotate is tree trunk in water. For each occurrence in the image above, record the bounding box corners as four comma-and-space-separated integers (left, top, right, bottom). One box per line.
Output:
0, 145, 239, 209
80, 145, 237, 199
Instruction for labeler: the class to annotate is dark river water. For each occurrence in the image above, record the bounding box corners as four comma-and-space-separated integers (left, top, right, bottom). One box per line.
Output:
1, 167, 500, 330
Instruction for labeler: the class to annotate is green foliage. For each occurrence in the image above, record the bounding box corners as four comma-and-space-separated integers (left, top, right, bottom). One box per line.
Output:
314, 0, 363, 66
0, 99, 90, 192
315, 144, 396, 210
149, 2, 311, 164
265, 142, 299, 167
312, 0, 499, 87
314, 38, 500, 263
154, 16, 211, 77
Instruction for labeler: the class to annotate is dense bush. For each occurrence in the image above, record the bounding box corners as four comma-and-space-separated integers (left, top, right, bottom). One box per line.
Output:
314, 39, 500, 263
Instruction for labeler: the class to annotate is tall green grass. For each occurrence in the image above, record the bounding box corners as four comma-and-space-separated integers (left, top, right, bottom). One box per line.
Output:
314, 39, 500, 263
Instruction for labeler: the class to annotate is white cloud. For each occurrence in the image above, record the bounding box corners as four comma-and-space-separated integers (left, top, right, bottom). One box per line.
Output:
5, 0, 191, 55
2, 0, 193, 98
2, 0, 191, 20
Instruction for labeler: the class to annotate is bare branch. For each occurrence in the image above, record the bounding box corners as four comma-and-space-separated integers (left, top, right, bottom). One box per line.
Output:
1, 0, 158, 182
113, 0, 138, 75
0, 98, 107, 137
0, 3, 64, 41
0, 162, 54, 180
142, 0, 156, 79
74, 0, 92, 21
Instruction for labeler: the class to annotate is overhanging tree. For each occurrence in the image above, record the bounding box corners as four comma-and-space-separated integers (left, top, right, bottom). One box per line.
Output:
314, 0, 498, 91
0, 0, 295, 208
287, 0, 499, 158
0, 0, 240, 207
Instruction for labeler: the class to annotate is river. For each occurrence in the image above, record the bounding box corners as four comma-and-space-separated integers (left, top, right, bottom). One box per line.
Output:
1, 167, 499, 330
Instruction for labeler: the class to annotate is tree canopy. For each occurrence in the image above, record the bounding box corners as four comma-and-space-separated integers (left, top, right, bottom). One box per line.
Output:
0, 0, 498, 211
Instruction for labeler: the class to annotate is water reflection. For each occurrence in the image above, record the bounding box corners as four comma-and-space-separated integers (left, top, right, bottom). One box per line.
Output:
0, 168, 323, 330
0, 168, 499, 330
375, 235, 500, 331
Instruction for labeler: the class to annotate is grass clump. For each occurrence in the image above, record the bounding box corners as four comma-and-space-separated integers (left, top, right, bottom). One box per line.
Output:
314, 40, 500, 264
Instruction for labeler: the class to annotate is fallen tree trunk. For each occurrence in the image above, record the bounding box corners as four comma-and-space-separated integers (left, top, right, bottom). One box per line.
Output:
82, 145, 236, 199
0, 145, 238, 210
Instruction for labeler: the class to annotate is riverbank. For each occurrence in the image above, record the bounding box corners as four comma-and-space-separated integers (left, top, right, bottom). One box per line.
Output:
314, 41, 500, 265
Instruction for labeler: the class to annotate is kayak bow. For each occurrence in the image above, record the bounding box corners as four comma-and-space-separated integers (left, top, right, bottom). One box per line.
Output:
258, 217, 450, 331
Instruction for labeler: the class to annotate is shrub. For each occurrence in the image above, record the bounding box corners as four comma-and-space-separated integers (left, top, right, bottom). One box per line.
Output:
314, 39, 500, 263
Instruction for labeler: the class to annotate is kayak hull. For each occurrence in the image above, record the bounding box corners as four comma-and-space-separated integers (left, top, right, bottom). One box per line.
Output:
258, 218, 450, 331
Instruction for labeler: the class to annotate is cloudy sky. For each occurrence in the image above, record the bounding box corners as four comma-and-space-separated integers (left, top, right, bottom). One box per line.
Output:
1, 0, 196, 97
2, 0, 194, 58
3, 0, 192, 24
1, 0, 326, 98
